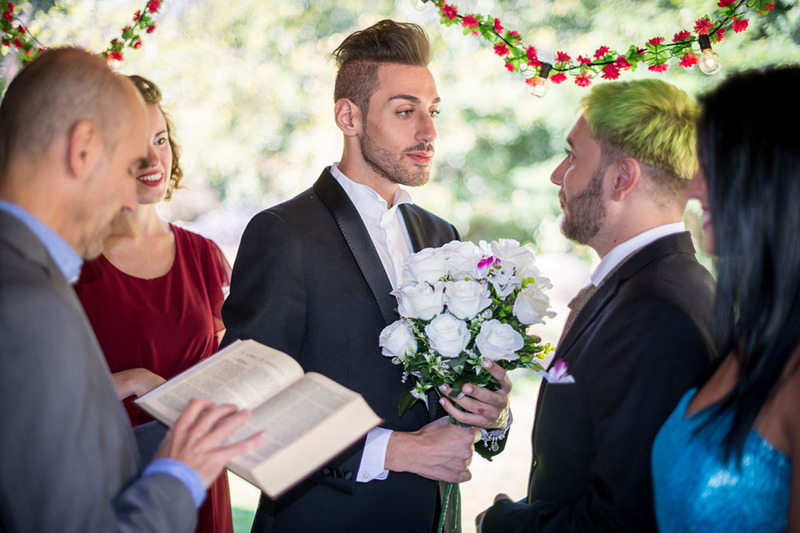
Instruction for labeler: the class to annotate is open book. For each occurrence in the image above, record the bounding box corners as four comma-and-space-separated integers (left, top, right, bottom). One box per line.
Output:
135, 339, 382, 498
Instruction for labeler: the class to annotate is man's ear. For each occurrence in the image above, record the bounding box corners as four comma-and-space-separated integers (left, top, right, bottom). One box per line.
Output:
334, 98, 363, 138
610, 156, 641, 201
66, 120, 103, 180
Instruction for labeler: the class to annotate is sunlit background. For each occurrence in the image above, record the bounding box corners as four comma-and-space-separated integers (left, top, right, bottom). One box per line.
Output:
3, 0, 798, 528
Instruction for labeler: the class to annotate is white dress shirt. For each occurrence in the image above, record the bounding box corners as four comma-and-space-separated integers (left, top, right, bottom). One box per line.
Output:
330, 163, 413, 482
590, 222, 686, 287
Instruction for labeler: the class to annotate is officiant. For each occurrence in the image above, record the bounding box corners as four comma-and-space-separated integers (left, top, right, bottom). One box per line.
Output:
221, 19, 512, 533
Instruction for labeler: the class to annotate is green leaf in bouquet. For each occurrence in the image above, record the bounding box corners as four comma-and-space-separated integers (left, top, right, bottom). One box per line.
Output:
398, 391, 420, 418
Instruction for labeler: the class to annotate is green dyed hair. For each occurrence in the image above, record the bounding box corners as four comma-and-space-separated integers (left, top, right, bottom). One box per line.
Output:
582, 79, 699, 204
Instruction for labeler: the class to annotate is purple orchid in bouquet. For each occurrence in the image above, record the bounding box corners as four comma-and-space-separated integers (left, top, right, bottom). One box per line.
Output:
379, 239, 556, 417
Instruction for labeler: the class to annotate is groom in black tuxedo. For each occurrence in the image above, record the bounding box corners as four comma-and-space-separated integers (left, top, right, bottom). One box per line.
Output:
221, 20, 511, 533
479, 80, 715, 532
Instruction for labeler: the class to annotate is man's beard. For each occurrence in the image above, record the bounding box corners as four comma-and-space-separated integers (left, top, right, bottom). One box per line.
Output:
360, 125, 432, 188
560, 167, 606, 245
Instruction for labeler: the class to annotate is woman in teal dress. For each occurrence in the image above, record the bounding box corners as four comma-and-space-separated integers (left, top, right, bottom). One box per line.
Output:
651, 66, 800, 532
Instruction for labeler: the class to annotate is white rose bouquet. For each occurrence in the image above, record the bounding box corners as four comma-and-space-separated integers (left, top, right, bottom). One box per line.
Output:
380, 239, 556, 417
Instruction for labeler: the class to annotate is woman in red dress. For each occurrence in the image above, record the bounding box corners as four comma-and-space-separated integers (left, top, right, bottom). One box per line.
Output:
75, 74, 234, 533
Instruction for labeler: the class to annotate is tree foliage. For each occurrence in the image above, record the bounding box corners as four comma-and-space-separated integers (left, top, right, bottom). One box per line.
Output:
2, 0, 798, 255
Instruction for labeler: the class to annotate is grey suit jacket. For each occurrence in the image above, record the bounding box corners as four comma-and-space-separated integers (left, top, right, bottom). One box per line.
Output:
0, 209, 197, 533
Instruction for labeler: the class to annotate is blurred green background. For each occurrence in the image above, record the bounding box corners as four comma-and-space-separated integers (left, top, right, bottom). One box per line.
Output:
3, 0, 798, 529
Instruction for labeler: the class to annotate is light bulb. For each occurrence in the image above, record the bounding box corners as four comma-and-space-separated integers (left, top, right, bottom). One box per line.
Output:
527, 62, 553, 98
528, 76, 548, 97
411, 0, 430, 11
697, 34, 722, 75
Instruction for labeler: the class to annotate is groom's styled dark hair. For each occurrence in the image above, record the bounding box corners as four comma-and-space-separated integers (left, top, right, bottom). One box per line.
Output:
331, 19, 431, 116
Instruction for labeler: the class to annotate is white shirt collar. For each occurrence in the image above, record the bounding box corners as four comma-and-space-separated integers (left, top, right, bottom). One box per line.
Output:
329, 163, 412, 221
590, 222, 685, 286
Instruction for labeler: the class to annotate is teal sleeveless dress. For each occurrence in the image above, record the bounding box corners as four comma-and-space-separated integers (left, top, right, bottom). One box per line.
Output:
651, 388, 790, 532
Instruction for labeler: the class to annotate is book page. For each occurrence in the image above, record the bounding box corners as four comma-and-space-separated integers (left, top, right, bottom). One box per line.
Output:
228, 372, 382, 497
136, 339, 304, 423
228, 373, 356, 469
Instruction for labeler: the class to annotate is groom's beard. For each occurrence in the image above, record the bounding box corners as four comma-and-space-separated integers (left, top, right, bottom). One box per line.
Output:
361, 126, 433, 188
560, 167, 606, 245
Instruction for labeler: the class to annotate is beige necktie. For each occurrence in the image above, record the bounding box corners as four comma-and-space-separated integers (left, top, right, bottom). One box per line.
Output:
559, 283, 598, 342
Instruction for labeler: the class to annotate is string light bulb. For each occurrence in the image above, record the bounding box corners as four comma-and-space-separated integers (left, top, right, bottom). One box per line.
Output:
697, 34, 722, 75
527, 62, 552, 98
411, 0, 430, 12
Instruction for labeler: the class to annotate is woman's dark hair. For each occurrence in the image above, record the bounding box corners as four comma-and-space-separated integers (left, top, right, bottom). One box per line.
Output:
127, 74, 183, 200
697, 65, 800, 459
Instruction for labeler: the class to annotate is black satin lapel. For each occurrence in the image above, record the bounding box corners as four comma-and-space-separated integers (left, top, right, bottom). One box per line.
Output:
398, 204, 429, 252
313, 169, 397, 326
554, 233, 694, 356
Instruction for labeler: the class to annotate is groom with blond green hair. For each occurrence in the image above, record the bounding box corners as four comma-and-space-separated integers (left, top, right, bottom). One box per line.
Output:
479, 79, 716, 532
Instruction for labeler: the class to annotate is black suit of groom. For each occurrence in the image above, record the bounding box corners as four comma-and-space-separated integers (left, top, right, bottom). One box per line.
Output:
221, 168, 460, 533
482, 232, 715, 532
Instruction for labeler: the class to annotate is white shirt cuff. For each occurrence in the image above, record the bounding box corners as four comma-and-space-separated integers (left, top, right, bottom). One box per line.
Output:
356, 427, 392, 482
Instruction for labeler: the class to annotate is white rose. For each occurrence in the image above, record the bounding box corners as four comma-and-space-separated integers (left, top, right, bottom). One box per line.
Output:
441, 241, 485, 280
490, 239, 536, 272
513, 285, 556, 325
425, 313, 471, 358
393, 281, 445, 320
444, 280, 492, 320
401, 247, 448, 284
475, 319, 524, 361
379, 319, 418, 358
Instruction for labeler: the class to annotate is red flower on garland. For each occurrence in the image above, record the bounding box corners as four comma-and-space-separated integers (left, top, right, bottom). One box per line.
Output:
555, 51, 570, 63
147, 0, 161, 13
461, 14, 480, 31
442, 3, 458, 20
648, 36, 665, 45
593, 46, 609, 59
505, 62, 514, 72
694, 17, 713, 35
717, 0, 735, 6
146, 24, 156, 34
2, 10, 12, 22
575, 72, 592, 87
133, 39, 142, 49
12, 36, 22, 49
526, 45, 540, 66
680, 53, 699, 68
577, 55, 592, 65
601, 64, 620, 80
493, 17, 503, 34
615, 56, 632, 69
133, 10, 142, 22
550, 72, 567, 85
493, 42, 510, 57
732, 17, 749, 33
673, 30, 691, 42
648, 63, 669, 73
715, 28, 726, 42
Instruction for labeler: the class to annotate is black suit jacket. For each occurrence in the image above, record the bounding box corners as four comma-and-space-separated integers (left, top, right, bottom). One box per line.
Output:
483, 232, 715, 532
0, 209, 197, 533
221, 168, 461, 533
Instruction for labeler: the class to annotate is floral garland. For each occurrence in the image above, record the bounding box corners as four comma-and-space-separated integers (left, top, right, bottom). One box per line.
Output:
428, 0, 777, 92
1, 0, 163, 65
